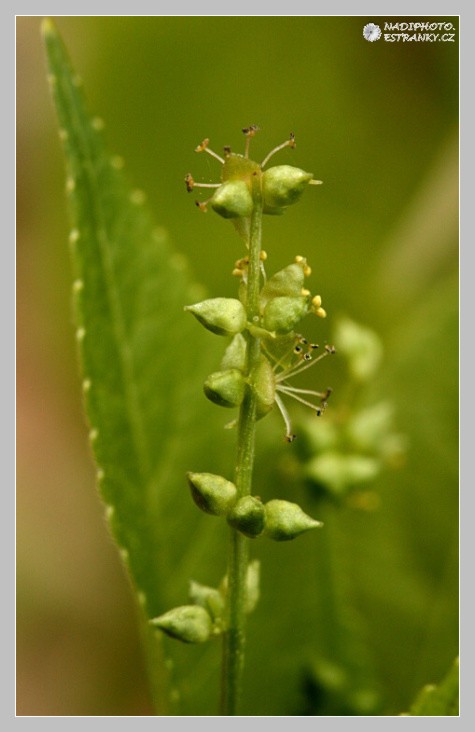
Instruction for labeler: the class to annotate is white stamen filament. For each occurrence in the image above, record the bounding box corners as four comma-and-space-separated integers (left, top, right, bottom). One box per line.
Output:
274, 392, 293, 438
260, 139, 293, 169
276, 384, 327, 398
276, 385, 322, 412
193, 182, 221, 189
277, 350, 329, 381
204, 147, 225, 164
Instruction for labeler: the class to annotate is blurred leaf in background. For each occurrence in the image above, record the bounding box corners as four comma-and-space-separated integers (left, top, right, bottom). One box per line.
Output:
16, 15, 458, 715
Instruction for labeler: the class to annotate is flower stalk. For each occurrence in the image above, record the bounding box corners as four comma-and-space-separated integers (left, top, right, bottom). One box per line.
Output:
150, 129, 330, 716
221, 182, 263, 715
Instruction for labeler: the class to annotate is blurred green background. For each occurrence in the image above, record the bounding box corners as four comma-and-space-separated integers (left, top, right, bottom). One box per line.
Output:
16, 16, 458, 715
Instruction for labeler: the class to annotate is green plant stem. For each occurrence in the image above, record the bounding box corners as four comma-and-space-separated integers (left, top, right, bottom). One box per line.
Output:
220, 182, 263, 715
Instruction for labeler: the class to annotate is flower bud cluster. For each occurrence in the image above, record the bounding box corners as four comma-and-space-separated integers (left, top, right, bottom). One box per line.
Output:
149, 561, 260, 644
186, 131, 322, 219
151, 131, 329, 647
185, 255, 329, 414
187, 471, 322, 541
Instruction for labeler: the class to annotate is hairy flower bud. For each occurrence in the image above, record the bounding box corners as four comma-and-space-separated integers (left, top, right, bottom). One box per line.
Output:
187, 471, 237, 515
263, 165, 314, 209
211, 180, 254, 219
185, 297, 247, 336
264, 499, 323, 541
204, 368, 246, 408
263, 296, 309, 334
227, 496, 266, 537
150, 605, 212, 644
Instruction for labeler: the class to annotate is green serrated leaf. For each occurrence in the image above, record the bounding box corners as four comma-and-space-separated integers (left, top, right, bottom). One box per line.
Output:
405, 658, 459, 716
42, 19, 224, 712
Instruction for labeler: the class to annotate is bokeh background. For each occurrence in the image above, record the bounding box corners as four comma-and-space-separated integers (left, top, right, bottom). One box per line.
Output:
16, 15, 458, 716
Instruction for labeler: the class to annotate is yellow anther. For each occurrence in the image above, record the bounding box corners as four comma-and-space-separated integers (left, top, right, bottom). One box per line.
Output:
312, 294, 322, 308
232, 268, 244, 277
303, 265, 312, 277
301, 288, 311, 297
315, 307, 327, 319
295, 255, 305, 263
260, 250, 268, 261
195, 138, 209, 153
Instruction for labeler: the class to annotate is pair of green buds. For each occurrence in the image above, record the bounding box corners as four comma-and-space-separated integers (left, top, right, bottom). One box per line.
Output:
149, 561, 260, 644
185, 129, 322, 219
187, 471, 323, 540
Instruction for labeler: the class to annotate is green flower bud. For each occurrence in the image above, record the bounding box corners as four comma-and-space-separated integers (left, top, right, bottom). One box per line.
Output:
244, 560, 261, 613
260, 261, 306, 305
219, 559, 261, 616
305, 452, 381, 497
211, 180, 253, 219
150, 605, 212, 644
251, 357, 276, 419
203, 368, 245, 408
187, 471, 237, 515
263, 296, 309, 334
185, 297, 247, 336
189, 580, 225, 623
220, 333, 247, 371
334, 317, 383, 382
264, 499, 323, 541
263, 165, 313, 209
227, 496, 266, 537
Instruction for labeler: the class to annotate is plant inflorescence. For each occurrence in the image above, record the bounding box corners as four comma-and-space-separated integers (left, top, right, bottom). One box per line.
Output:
150, 128, 335, 714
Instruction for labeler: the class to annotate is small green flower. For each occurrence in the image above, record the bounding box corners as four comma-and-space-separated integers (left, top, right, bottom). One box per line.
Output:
203, 368, 246, 408
227, 496, 266, 537
262, 165, 314, 209
185, 297, 247, 336
187, 471, 237, 515
150, 605, 212, 644
211, 179, 254, 219
186, 130, 321, 219
264, 499, 323, 541
262, 295, 310, 334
